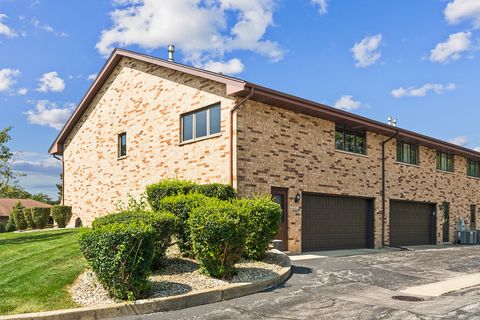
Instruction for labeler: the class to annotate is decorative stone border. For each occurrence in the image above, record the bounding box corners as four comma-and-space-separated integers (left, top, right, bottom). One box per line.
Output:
0, 250, 291, 320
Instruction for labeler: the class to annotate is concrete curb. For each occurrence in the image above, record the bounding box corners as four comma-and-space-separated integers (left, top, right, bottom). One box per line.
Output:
0, 250, 291, 320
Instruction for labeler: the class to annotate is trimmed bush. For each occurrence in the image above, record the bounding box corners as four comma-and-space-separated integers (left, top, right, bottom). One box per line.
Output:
158, 193, 210, 256
191, 183, 237, 201
51, 205, 72, 228
93, 210, 176, 268
79, 220, 156, 300
5, 222, 15, 232
0, 223, 5, 233
30, 207, 51, 229
7, 214, 15, 229
11, 206, 27, 231
23, 208, 35, 229
238, 197, 282, 260
146, 179, 196, 211
189, 199, 246, 279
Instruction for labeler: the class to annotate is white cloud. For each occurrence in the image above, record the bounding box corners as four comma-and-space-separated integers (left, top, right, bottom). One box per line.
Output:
31, 17, 69, 37
448, 136, 468, 146
0, 68, 20, 92
96, 0, 283, 71
0, 13, 17, 38
333, 95, 364, 111
36, 71, 65, 92
391, 83, 456, 98
311, 0, 328, 15
351, 34, 382, 68
24, 100, 74, 130
445, 0, 480, 28
429, 31, 472, 64
201, 58, 244, 75
474, 147, 480, 152
87, 73, 98, 81
17, 87, 28, 95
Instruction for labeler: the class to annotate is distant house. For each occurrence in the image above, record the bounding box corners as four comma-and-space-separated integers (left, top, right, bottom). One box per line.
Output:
0, 199, 52, 224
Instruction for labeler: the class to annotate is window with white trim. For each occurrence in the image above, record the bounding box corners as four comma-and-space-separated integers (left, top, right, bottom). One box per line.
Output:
181, 104, 221, 142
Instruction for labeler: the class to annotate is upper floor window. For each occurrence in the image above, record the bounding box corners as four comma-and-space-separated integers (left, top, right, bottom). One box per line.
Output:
467, 159, 480, 178
436, 152, 454, 172
118, 132, 126, 158
335, 125, 366, 155
181, 104, 221, 142
396, 140, 419, 165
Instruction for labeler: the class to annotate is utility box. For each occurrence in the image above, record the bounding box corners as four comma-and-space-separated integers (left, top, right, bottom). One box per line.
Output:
458, 230, 477, 245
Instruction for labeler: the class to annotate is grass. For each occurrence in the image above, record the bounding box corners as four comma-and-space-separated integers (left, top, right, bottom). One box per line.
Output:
0, 229, 87, 316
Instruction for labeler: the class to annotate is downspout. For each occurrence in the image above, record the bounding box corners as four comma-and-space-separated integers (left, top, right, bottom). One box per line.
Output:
381, 130, 398, 247
230, 87, 254, 186
53, 155, 64, 205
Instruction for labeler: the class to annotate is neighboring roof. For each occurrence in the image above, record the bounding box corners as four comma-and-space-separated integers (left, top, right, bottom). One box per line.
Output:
0, 199, 52, 217
49, 48, 480, 161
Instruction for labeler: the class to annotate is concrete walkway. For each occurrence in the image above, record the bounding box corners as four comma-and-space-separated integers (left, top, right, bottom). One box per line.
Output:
401, 272, 480, 297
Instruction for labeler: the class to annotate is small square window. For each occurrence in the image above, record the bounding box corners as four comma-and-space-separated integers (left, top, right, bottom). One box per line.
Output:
118, 132, 126, 158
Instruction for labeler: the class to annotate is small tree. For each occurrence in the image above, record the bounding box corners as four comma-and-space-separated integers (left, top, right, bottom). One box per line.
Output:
0, 128, 21, 194
11, 201, 27, 230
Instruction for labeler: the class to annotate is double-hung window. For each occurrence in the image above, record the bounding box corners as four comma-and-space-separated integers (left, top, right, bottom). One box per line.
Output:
467, 159, 480, 178
436, 152, 454, 172
396, 140, 419, 165
335, 125, 366, 155
181, 104, 221, 142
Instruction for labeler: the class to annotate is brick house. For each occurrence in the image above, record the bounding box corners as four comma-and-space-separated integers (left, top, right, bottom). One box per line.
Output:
49, 49, 480, 253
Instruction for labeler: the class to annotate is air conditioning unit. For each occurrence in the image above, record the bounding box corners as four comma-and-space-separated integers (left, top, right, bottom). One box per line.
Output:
476, 230, 480, 244
458, 230, 477, 245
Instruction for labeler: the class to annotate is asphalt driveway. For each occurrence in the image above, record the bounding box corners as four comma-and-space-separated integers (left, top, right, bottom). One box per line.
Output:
119, 246, 480, 319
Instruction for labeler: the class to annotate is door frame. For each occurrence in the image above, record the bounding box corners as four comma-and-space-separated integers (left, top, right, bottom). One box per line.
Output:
271, 187, 288, 251
301, 192, 375, 250
389, 199, 437, 245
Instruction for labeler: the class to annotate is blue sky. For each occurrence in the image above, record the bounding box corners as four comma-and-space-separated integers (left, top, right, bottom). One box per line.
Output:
1, 0, 479, 198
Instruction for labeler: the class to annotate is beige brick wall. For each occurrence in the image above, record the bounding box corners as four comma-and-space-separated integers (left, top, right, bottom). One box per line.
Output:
63, 57, 235, 225
235, 100, 480, 253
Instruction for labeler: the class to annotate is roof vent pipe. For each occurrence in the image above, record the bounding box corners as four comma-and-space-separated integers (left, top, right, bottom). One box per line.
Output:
168, 45, 175, 62
388, 116, 397, 127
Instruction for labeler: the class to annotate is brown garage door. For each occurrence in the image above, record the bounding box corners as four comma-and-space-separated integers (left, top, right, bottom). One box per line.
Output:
302, 194, 373, 251
390, 201, 435, 247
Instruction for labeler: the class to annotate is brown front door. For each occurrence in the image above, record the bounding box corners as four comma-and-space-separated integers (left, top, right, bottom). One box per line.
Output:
272, 187, 288, 251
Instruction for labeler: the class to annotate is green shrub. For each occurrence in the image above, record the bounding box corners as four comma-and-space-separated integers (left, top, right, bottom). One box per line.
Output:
158, 193, 210, 256
5, 222, 15, 232
30, 207, 51, 229
191, 183, 237, 201
238, 197, 282, 260
23, 208, 35, 229
10, 202, 26, 230
189, 199, 246, 279
0, 223, 5, 233
51, 205, 72, 228
93, 210, 176, 268
146, 179, 197, 211
79, 221, 156, 300
7, 213, 15, 229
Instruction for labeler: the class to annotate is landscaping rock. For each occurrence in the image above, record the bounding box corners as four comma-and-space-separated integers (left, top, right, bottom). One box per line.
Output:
71, 249, 286, 307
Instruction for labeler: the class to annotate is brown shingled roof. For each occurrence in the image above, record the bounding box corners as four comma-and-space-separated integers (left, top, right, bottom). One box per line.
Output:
0, 199, 52, 217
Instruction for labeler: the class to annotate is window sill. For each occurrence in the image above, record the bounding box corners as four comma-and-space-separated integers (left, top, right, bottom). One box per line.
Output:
436, 169, 455, 175
467, 175, 480, 181
117, 156, 127, 161
179, 133, 222, 146
394, 161, 420, 168
335, 149, 368, 158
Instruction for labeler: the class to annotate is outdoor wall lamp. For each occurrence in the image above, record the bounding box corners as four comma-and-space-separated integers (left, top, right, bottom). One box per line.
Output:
294, 193, 301, 203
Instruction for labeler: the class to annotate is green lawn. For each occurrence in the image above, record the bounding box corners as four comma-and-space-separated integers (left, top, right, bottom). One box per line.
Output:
0, 229, 87, 315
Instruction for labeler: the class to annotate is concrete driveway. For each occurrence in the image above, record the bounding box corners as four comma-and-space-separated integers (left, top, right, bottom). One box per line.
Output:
119, 246, 480, 319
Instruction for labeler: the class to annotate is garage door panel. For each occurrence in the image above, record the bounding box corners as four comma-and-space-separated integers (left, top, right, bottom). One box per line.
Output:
302, 194, 372, 251
390, 201, 434, 246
